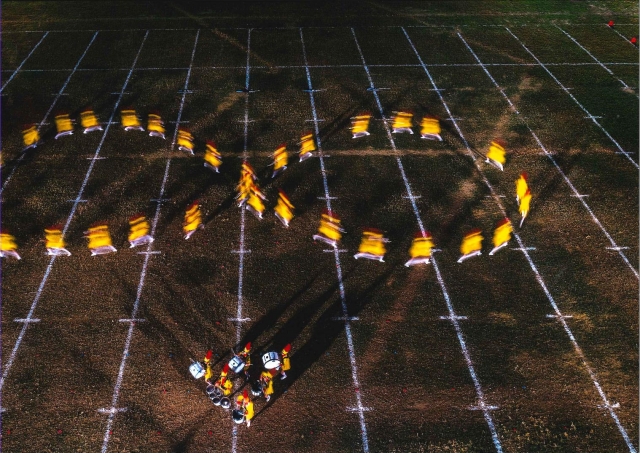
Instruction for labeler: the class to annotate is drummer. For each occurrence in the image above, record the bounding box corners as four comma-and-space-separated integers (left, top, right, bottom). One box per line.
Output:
203, 350, 214, 384
236, 390, 254, 427
279, 344, 291, 380
259, 369, 278, 402
215, 364, 233, 396
238, 342, 252, 378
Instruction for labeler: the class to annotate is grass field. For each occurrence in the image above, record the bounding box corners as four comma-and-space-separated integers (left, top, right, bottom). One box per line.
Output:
1, 2, 638, 452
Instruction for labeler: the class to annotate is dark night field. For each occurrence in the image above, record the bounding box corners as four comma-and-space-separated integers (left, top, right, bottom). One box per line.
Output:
0, 2, 638, 452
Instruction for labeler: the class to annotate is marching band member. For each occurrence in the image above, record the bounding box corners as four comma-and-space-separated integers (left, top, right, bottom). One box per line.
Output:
354, 228, 388, 262
515, 172, 528, 205
271, 143, 288, 178
489, 218, 513, 255
274, 189, 295, 227
215, 364, 233, 396
128, 214, 154, 248
298, 132, 316, 162
121, 108, 144, 131
183, 201, 203, 240
238, 342, 252, 378
312, 210, 345, 248
246, 185, 266, 220
350, 112, 372, 138
44, 225, 71, 256
84, 223, 117, 256
203, 350, 214, 384
457, 229, 483, 263
22, 124, 41, 150
280, 344, 291, 380
79, 109, 103, 133
259, 369, 278, 402
236, 177, 253, 207
203, 141, 222, 173
0, 231, 21, 260
405, 232, 434, 267
177, 128, 195, 154
485, 139, 506, 171
54, 113, 74, 139
419, 116, 442, 141
391, 110, 414, 134
519, 189, 531, 228
241, 161, 258, 182
147, 112, 166, 139
238, 390, 254, 427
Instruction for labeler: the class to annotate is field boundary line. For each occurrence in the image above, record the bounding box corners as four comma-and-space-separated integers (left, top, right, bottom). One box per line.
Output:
1, 32, 99, 196
555, 25, 637, 95
404, 26, 638, 453
607, 24, 640, 47
353, 27, 503, 453
457, 31, 639, 280
505, 27, 639, 169
99, 29, 200, 453
0, 31, 49, 93
301, 27, 370, 453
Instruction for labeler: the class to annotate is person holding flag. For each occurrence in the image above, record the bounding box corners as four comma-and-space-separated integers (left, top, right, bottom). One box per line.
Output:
457, 229, 483, 263
485, 139, 506, 171
271, 143, 288, 178
405, 232, 435, 267
274, 189, 295, 227
489, 218, 513, 255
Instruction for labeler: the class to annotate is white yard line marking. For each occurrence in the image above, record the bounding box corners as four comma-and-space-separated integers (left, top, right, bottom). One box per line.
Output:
100, 30, 200, 453
301, 28, 371, 453
607, 25, 639, 47
505, 27, 639, 169
355, 27, 503, 453
555, 26, 637, 95
1, 32, 99, 196
405, 27, 638, 453
458, 32, 639, 280
0, 31, 150, 398
0, 31, 49, 93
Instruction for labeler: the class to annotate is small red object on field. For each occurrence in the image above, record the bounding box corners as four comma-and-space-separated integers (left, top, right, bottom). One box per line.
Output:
608, 20, 615, 28
631, 36, 638, 46
208, 430, 213, 436
57, 429, 63, 435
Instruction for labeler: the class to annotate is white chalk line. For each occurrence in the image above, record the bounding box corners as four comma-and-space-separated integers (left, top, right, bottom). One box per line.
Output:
100, 29, 200, 453
301, 28, 370, 453
607, 25, 639, 47
457, 32, 638, 280
505, 27, 638, 170
0, 31, 150, 399
0, 31, 49, 93
406, 26, 638, 453
355, 27, 503, 453
1, 31, 99, 196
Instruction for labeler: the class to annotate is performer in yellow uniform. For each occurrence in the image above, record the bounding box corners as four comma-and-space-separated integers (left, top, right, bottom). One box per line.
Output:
84, 223, 117, 256
515, 172, 528, 205
519, 189, 531, 228
405, 232, 434, 267
419, 116, 442, 141
246, 186, 266, 220
279, 344, 291, 380
45, 225, 71, 256
350, 112, 372, 138
489, 218, 513, 255
274, 189, 295, 228
0, 231, 21, 260
239, 390, 254, 427
259, 369, 277, 402
177, 128, 195, 154
391, 111, 414, 134
128, 214, 154, 248
121, 108, 144, 131
183, 201, 203, 240
22, 124, 41, 150
457, 229, 483, 263
54, 113, 74, 139
215, 364, 234, 396
203, 350, 214, 384
238, 342, 252, 378
354, 228, 388, 262
485, 139, 506, 171
147, 112, 166, 139
299, 132, 316, 162
271, 143, 288, 178
79, 109, 103, 134
204, 141, 222, 173
312, 210, 345, 248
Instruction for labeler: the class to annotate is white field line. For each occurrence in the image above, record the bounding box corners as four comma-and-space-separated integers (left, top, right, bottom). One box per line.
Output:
607, 25, 639, 47
0, 31, 49, 93
0, 31, 150, 396
505, 27, 639, 170
100, 29, 200, 453
0, 32, 99, 196
300, 28, 371, 453
457, 32, 639, 280
404, 26, 638, 453
231, 28, 252, 453
555, 26, 637, 95
352, 27, 503, 453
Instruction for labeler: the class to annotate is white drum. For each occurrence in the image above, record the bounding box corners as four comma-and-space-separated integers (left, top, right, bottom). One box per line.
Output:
232, 409, 245, 424
228, 355, 245, 373
261, 351, 281, 370
189, 361, 205, 379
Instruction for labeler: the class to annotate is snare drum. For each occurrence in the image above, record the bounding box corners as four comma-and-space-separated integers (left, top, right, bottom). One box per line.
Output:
189, 361, 205, 379
228, 355, 245, 373
220, 397, 231, 409
206, 385, 216, 397
261, 351, 281, 370
212, 396, 221, 406
232, 409, 245, 424
250, 380, 263, 397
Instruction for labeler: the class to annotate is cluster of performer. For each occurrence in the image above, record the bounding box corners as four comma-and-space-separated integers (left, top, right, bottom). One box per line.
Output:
190, 343, 292, 428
